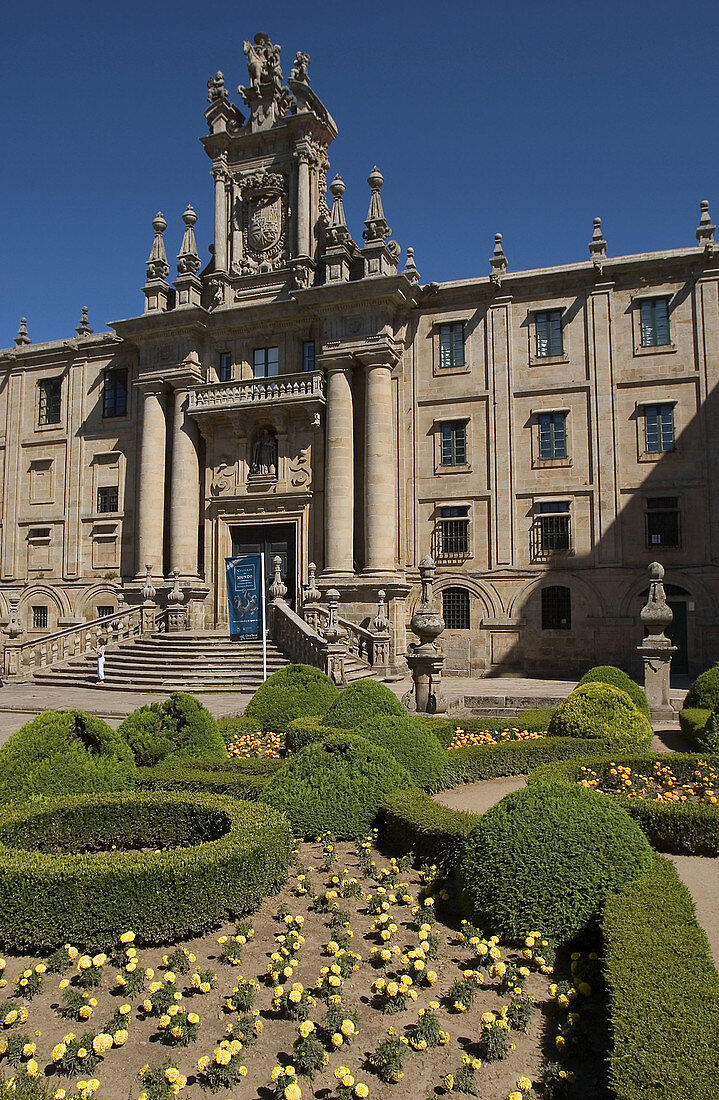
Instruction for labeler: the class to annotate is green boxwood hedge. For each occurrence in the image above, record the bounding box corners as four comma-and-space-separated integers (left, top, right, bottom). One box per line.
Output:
379, 789, 478, 874
242, 664, 339, 732
0, 710, 136, 802
548, 682, 653, 749
602, 853, 719, 1100
323, 679, 406, 729
0, 791, 293, 950
683, 665, 719, 711
419, 709, 555, 748
529, 752, 719, 856
138, 756, 284, 801
260, 733, 414, 839
117, 692, 225, 766
459, 784, 653, 941
285, 716, 353, 753
431, 736, 614, 791
678, 707, 712, 749
578, 664, 650, 717
354, 715, 447, 787
216, 714, 264, 745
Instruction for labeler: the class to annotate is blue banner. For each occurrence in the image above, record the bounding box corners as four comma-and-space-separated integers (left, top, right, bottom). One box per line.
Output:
225, 554, 263, 639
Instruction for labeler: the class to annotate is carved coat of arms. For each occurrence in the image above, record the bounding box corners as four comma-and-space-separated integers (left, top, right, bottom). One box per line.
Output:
238, 171, 287, 274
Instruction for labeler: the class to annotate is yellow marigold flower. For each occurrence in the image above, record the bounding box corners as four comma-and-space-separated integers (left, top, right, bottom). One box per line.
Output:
120, 931, 135, 943
354, 1086, 369, 1099
54, 1091, 66, 1099
517, 1077, 532, 1091
112, 1030, 128, 1046
331, 1033, 344, 1047
196, 1056, 210, 1072
340, 1019, 355, 1036
51, 1043, 67, 1062
187, 1012, 200, 1026
78, 1007, 92, 1020
284, 1085, 302, 1100
76, 1048, 88, 1059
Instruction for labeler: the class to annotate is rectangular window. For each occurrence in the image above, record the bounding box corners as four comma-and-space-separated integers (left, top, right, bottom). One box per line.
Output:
646, 496, 680, 548
644, 404, 674, 453
253, 346, 279, 378
219, 353, 232, 382
542, 586, 572, 630
640, 298, 670, 347
442, 587, 470, 629
440, 421, 467, 466
438, 322, 465, 369
535, 310, 563, 357
97, 486, 119, 514
32, 606, 48, 630
538, 413, 567, 460
102, 368, 128, 418
302, 341, 316, 372
534, 501, 571, 554
97, 606, 114, 620
439, 506, 469, 555
38, 378, 62, 425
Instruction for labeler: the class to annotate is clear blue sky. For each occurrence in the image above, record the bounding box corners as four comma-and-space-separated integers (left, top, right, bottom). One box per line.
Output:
2, 0, 718, 345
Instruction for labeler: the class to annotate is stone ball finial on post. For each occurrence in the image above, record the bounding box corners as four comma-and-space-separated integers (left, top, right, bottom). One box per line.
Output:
638, 561, 676, 722
269, 555, 288, 602
403, 554, 447, 714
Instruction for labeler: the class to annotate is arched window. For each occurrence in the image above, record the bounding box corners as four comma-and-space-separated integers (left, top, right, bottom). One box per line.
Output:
542, 585, 571, 630
442, 587, 470, 629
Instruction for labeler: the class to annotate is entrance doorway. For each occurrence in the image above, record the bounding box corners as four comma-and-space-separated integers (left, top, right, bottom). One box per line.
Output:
230, 523, 296, 610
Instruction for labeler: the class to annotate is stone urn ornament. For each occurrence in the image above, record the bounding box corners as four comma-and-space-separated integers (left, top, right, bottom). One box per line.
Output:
637, 561, 676, 722
403, 555, 447, 713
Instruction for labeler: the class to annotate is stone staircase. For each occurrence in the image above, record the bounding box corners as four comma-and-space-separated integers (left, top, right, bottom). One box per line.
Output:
31, 631, 374, 694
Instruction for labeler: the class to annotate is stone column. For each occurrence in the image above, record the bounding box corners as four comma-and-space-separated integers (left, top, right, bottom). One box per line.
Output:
212, 165, 228, 274
323, 361, 354, 575
362, 354, 396, 574
136, 386, 167, 579
296, 149, 311, 256
169, 387, 200, 580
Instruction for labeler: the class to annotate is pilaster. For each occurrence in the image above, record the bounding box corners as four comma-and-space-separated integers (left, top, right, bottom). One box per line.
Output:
359, 348, 399, 577
487, 294, 514, 566
135, 383, 168, 579
587, 281, 620, 564
322, 356, 355, 577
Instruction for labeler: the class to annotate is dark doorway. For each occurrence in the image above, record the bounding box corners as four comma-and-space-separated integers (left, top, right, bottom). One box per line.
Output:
667, 600, 688, 675
230, 523, 296, 610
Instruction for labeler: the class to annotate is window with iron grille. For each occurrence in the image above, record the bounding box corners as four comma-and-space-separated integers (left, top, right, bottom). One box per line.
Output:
32, 606, 48, 630
646, 496, 680, 548
302, 341, 316, 371
535, 310, 563, 357
538, 413, 567, 460
97, 606, 114, 620
97, 486, 119, 514
219, 352, 232, 382
439, 506, 469, 555
438, 323, 465, 369
644, 403, 674, 453
532, 501, 571, 556
253, 346, 279, 378
440, 421, 467, 466
102, 368, 128, 418
640, 298, 670, 347
442, 587, 470, 629
38, 377, 62, 425
542, 586, 571, 630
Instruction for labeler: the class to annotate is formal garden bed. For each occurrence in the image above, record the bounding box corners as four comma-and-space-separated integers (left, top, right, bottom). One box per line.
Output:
0, 662, 717, 1099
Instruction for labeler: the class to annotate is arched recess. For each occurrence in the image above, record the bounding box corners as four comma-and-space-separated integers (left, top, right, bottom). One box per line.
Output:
407, 574, 501, 621
507, 570, 606, 621
77, 584, 122, 621
18, 584, 71, 631
617, 572, 717, 620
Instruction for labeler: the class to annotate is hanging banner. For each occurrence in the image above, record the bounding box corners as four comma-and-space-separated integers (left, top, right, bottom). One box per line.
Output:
225, 554, 263, 640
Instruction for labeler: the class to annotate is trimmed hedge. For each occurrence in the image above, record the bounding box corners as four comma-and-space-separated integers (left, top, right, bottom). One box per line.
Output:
529, 752, 719, 856
117, 692, 225, 766
548, 682, 653, 749
459, 784, 653, 941
431, 736, 614, 791
603, 853, 719, 1099
578, 664, 650, 717
379, 789, 478, 874
678, 706, 712, 749
216, 714, 264, 746
138, 756, 284, 801
323, 679, 406, 729
261, 733, 414, 839
285, 716, 352, 754
683, 664, 719, 710
0, 791, 293, 950
243, 664, 339, 732
420, 710, 555, 748
354, 715, 447, 787
0, 710, 136, 802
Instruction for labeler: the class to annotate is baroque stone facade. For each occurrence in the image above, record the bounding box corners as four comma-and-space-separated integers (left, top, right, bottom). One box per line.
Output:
1, 33, 718, 679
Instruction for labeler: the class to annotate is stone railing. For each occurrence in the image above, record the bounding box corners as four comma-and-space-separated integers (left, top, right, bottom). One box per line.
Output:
188, 370, 325, 413
3, 603, 157, 678
268, 600, 349, 685
302, 604, 390, 674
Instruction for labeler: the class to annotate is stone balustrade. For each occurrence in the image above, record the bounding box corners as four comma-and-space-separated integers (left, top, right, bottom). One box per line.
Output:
188, 370, 325, 413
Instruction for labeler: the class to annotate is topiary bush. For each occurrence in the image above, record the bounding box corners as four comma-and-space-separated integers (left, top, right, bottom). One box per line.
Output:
0, 710, 136, 802
684, 665, 719, 711
459, 783, 653, 941
679, 707, 712, 749
117, 692, 225, 766
548, 682, 653, 749
0, 791, 293, 949
323, 678, 406, 729
578, 665, 650, 717
242, 664, 339, 732
216, 714, 264, 746
354, 715, 447, 787
138, 755, 284, 801
260, 733, 414, 839
285, 716, 354, 753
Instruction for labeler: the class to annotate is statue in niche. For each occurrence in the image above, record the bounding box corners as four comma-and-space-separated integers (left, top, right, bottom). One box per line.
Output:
251, 428, 278, 477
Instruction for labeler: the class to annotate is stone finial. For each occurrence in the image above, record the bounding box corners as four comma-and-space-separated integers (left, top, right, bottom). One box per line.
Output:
402, 246, 420, 284
75, 306, 93, 337
146, 212, 170, 280
14, 318, 31, 347
291, 51, 310, 83
142, 563, 156, 603
373, 589, 390, 632
326, 175, 350, 244
167, 569, 185, 605
696, 200, 716, 256
269, 555, 288, 601
363, 166, 391, 243
324, 588, 342, 643
2, 593, 24, 639
207, 71, 228, 103
304, 561, 321, 603
589, 216, 607, 277
177, 205, 201, 275
640, 561, 673, 645
489, 233, 508, 288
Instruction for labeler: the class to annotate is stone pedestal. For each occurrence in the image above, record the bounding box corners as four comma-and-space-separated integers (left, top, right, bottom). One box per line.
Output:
638, 561, 676, 722
403, 555, 447, 714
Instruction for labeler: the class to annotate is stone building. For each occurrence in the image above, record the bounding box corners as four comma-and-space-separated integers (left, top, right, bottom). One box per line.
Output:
1, 32, 718, 679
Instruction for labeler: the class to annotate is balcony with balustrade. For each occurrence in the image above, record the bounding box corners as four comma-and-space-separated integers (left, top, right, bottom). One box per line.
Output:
187, 370, 325, 425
